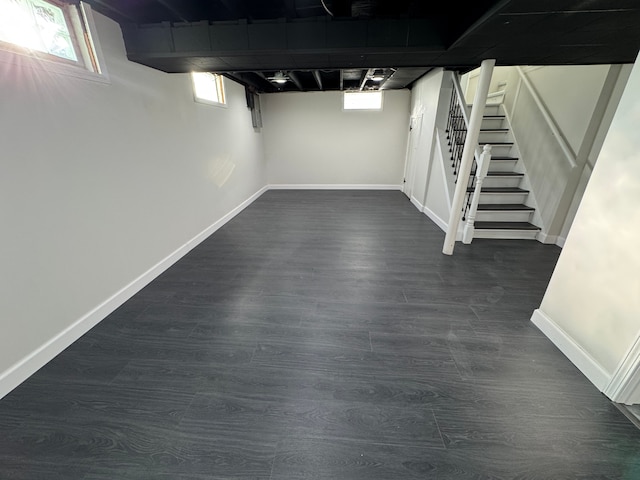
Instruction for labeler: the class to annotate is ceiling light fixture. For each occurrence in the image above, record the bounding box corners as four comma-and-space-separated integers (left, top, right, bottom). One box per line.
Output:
371, 74, 385, 82
269, 71, 288, 84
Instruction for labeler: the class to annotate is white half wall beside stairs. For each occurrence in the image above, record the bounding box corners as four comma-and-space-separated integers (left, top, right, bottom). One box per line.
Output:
531, 52, 640, 404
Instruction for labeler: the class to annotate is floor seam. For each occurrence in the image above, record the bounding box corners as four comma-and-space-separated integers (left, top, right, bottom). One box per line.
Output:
431, 408, 448, 449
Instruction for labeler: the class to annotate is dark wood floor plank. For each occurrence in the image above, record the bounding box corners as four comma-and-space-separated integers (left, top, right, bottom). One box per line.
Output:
0, 190, 637, 480
271, 437, 441, 480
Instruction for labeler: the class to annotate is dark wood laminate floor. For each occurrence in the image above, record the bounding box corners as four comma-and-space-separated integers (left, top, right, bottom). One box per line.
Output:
1, 190, 639, 479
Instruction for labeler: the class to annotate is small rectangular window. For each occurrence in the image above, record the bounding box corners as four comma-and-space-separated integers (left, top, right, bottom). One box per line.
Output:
192, 72, 226, 106
0, 0, 100, 72
343, 91, 383, 110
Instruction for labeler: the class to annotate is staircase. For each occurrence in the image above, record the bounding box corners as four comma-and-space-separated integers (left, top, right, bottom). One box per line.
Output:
448, 103, 540, 240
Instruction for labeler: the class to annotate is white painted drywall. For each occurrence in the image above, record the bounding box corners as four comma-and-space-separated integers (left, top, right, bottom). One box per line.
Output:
0, 12, 266, 388
424, 134, 450, 227
535, 53, 640, 376
262, 90, 410, 186
408, 69, 447, 207
525, 66, 609, 155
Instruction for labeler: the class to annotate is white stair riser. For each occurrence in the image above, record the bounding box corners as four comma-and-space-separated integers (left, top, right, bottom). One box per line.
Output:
485, 144, 514, 156
479, 192, 528, 204
481, 105, 502, 115
474, 229, 539, 240
475, 210, 533, 222
488, 160, 518, 172
481, 118, 506, 129
482, 176, 522, 188
478, 132, 510, 143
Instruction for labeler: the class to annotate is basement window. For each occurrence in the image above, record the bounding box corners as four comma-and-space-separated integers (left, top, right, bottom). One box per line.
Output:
192, 72, 226, 106
0, 0, 102, 74
343, 91, 383, 110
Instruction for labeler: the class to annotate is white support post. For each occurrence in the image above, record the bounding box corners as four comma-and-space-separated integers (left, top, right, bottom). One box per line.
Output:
443, 59, 496, 255
462, 144, 492, 244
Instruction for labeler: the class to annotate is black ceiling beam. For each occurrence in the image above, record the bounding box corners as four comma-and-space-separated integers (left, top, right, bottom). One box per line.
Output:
447, 0, 511, 50
155, 0, 189, 22
332, 0, 353, 17
218, 0, 248, 19
224, 72, 277, 93
122, 17, 445, 71
88, 0, 137, 23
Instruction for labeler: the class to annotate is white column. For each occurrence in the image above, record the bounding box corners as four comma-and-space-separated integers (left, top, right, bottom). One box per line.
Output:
443, 59, 496, 255
462, 144, 492, 244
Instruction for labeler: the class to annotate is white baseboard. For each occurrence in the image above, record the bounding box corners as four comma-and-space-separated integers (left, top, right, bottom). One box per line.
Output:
422, 206, 464, 241
536, 231, 566, 248
531, 308, 611, 391
0, 185, 269, 400
268, 184, 402, 190
423, 206, 447, 232
410, 195, 425, 212
605, 336, 640, 404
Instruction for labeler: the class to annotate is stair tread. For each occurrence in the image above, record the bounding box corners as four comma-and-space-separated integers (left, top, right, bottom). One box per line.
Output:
454, 128, 509, 132
452, 115, 506, 119
477, 204, 535, 211
467, 187, 529, 193
453, 141, 514, 145
474, 221, 540, 231
485, 172, 524, 177
491, 156, 519, 160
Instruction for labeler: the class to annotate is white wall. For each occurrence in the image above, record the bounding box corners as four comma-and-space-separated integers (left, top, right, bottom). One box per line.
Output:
524, 66, 609, 154
407, 69, 447, 206
532, 53, 640, 396
0, 11, 266, 396
404, 68, 455, 230
262, 90, 410, 186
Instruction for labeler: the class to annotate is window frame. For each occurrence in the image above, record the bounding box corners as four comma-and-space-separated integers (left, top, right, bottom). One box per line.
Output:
0, 1, 109, 83
342, 90, 384, 111
191, 72, 227, 108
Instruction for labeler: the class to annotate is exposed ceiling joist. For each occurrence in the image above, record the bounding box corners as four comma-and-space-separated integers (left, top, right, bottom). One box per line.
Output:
312, 70, 323, 90
359, 68, 372, 91
288, 71, 304, 91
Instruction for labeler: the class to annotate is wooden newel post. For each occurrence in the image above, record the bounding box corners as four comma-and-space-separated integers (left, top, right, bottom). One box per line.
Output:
463, 144, 492, 244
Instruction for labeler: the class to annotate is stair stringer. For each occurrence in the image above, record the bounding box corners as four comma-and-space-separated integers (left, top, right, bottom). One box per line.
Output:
499, 105, 547, 240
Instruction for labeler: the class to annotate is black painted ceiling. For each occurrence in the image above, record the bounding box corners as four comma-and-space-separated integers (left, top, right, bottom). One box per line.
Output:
86, 0, 640, 93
